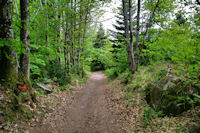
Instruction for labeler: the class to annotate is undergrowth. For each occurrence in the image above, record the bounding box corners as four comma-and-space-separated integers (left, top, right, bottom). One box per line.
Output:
110, 63, 200, 132
0, 68, 90, 128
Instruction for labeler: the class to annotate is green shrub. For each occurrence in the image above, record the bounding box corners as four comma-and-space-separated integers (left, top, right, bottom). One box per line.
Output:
142, 106, 164, 127
120, 71, 134, 84
104, 68, 119, 79
45, 60, 71, 86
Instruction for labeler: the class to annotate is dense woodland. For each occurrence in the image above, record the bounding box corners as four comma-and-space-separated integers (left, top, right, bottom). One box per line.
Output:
0, 0, 200, 132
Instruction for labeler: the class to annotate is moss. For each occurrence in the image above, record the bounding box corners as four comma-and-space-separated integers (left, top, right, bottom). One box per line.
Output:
4, 94, 34, 121
147, 75, 194, 116
2, 72, 37, 122
17, 72, 37, 102
189, 125, 200, 133
0, 50, 18, 89
4, 107, 16, 121
19, 107, 34, 119
160, 95, 179, 115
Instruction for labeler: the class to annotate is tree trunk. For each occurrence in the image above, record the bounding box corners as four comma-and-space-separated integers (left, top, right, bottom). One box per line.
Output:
77, 0, 83, 75
129, 0, 136, 72
20, 0, 30, 79
64, 5, 71, 75
122, 0, 135, 73
45, 0, 49, 47
81, 25, 86, 78
81, 10, 89, 78
70, 0, 75, 67
64, 31, 71, 75
19, 0, 36, 106
57, 9, 62, 66
142, 0, 160, 48
70, 28, 75, 67
39, 0, 43, 9
135, 0, 141, 70
0, 0, 18, 85
77, 29, 82, 74
14, 0, 19, 14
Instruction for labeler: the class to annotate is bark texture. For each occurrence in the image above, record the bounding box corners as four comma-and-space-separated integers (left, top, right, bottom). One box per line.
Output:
57, 10, 62, 66
128, 0, 136, 72
64, 5, 71, 75
122, 0, 135, 73
81, 9, 89, 78
20, 0, 30, 79
70, 0, 75, 67
77, 0, 83, 75
135, 0, 141, 70
142, 0, 160, 48
0, 0, 18, 84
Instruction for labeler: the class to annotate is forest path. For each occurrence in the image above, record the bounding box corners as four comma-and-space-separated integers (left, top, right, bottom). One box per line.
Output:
29, 72, 124, 133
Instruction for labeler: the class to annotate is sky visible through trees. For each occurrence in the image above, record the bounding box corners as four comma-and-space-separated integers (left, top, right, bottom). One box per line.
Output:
99, 0, 120, 31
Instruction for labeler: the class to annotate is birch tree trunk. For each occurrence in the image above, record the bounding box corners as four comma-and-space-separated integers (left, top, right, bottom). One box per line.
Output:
135, 0, 141, 70
14, 0, 19, 14
77, 0, 83, 75
64, 4, 71, 75
129, 0, 136, 72
0, 0, 18, 84
20, 0, 30, 79
142, 0, 160, 48
39, 0, 43, 9
45, 0, 49, 47
57, 6, 62, 66
81, 10, 89, 78
73, 0, 77, 72
64, 30, 71, 74
122, 0, 135, 73
70, 0, 75, 67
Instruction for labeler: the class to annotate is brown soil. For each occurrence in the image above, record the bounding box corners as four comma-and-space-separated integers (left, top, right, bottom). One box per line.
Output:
2, 71, 198, 133
28, 72, 126, 133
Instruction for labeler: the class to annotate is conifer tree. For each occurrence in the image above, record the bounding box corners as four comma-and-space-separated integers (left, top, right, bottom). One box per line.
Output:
94, 24, 107, 48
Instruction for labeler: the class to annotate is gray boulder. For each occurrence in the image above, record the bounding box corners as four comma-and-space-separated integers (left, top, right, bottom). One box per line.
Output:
146, 75, 192, 116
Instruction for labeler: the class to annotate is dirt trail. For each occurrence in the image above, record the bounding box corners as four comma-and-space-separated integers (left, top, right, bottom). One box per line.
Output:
29, 72, 124, 133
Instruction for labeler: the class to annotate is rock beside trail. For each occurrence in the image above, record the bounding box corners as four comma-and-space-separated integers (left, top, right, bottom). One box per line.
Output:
146, 75, 198, 116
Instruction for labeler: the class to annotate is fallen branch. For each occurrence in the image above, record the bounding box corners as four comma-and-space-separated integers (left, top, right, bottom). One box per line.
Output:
36, 83, 52, 93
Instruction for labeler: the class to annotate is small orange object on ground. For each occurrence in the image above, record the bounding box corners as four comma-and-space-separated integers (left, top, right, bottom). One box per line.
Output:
17, 84, 28, 92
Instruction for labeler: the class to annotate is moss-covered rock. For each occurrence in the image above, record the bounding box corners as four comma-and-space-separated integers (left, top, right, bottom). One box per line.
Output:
146, 75, 193, 116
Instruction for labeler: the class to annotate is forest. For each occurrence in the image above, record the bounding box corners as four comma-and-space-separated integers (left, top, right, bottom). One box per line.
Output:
0, 0, 200, 132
